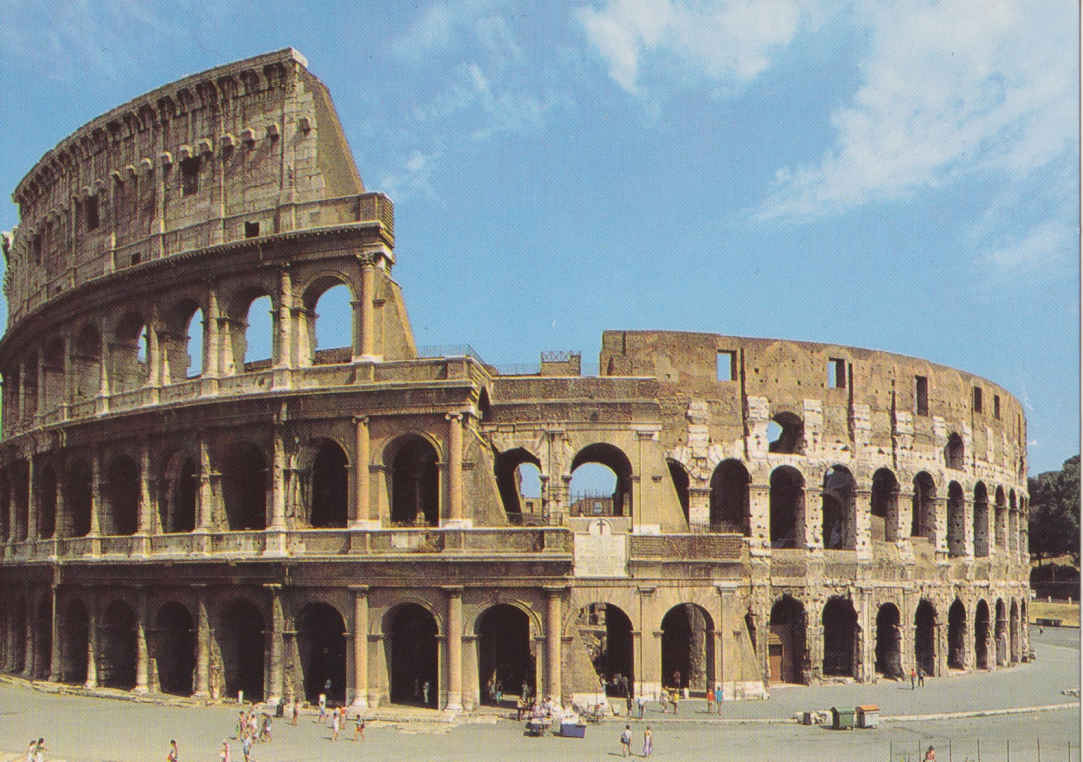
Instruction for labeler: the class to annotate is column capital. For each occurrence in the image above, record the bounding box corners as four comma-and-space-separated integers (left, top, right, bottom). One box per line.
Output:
442, 585, 464, 596
352, 415, 370, 425
349, 584, 370, 594
445, 411, 463, 423
543, 584, 569, 596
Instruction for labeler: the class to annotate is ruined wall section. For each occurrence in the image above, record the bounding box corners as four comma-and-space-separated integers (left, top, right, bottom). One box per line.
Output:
6, 48, 369, 328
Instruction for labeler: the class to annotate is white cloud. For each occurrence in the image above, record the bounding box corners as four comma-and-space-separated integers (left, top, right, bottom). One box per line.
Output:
574, 0, 813, 95
757, 0, 1077, 222
976, 220, 1076, 279
391, 0, 502, 60
379, 149, 443, 203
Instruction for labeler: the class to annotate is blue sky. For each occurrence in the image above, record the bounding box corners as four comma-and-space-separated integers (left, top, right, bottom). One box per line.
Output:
0, 0, 1077, 476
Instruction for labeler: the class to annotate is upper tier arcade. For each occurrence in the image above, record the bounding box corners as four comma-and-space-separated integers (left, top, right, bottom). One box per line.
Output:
3, 48, 390, 329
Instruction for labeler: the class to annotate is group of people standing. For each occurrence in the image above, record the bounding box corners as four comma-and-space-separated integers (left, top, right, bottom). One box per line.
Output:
619, 724, 653, 757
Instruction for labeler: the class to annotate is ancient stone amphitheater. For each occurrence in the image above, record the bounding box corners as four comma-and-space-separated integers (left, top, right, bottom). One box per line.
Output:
0, 49, 1030, 712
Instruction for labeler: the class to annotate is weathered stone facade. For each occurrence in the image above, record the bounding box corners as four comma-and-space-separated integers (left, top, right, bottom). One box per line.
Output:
0, 50, 1030, 712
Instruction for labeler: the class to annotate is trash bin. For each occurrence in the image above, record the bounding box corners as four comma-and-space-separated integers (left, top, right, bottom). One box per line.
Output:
831, 706, 855, 730
855, 705, 879, 728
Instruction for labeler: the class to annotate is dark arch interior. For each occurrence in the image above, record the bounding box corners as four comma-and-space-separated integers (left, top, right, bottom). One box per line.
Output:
61, 600, 88, 684
220, 600, 265, 701
770, 468, 803, 548
106, 457, 139, 535
311, 441, 348, 527
391, 438, 439, 526
768, 597, 806, 684
948, 600, 966, 669
575, 603, 633, 697
710, 459, 749, 534
661, 604, 714, 694
974, 601, 990, 669
768, 412, 803, 453
65, 461, 92, 537
33, 597, 51, 679
494, 448, 542, 519
821, 467, 854, 550
156, 603, 195, 695
299, 603, 347, 705
870, 469, 898, 542
477, 604, 534, 706
667, 460, 690, 523
36, 466, 57, 538
571, 444, 634, 517
821, 598, 857, 676
100, 601, 137, 689
875, 604, 901, 677
174, 458, 198, 532
914, 601, 936, 676
911, 473, 936, 539
222, 443, 266, 530
388, 604, 438, 706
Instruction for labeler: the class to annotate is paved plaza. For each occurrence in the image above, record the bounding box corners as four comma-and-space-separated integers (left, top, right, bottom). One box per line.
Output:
0, 628, 1076, 761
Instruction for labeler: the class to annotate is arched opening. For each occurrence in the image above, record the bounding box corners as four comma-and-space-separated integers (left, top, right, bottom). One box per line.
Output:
875, 604, 902, 678
1008, 490, 1018, 554
870, 468, 899, 542
306, 281, 354, 365
769, 466, 804, 548
769, 596, 806, 684
995, 599, 1007, 666
298, 602, 347, 705
974, 600, 990, 670
947, 481, 965, 557
155, 602, 195, 696
947, 599, 966, 670
386, 603, 438, 706
573, 603, 634, 698
493, 448, 542, 521
221, 442, 267, 530
911, 472, 936, 542
570, 444, 633, 517
23, 352, 39, 416
12, 461, 28, 541
661, 604, 714, 695
310, 440, 348, 528
41, 338, 65, 412
994, 486, 1007, 551
219, 599, 265, 701
105, 456, 140, 535
388, 436, 439, 526
33, 596, 51, 679
768, 412, 804, 453
72, 323, 102, 402
163, 299, 204, 383
973, 483, 989, 557
111, 312, 150, 393
914, 600, 937, 677
821, 597, 857, 677
238, 294, 274, 371
9, 598, 26, 673
821, 466, 855, 550
100, 600, 137, 689
945, 433, 965, 470
159, 456, 197, 533
36, 464, 57, 539
64, 460, 92, 538
667, 459, 690, 523
1009, 600, 1019, 663
61, 599, 88, 684
710, 459, 750, 534
0, 470, 8, 542
477, 604, 535, 706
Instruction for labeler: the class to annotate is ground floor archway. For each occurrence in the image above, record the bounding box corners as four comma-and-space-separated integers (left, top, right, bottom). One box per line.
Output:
914, 600, 937, 677
219, 600, 265, 701
100, 600, 137, 689
387, 604, 438, 706
574, 603, 634, 697
974, 600, 990, 670
477, 604, 535, 705
298, 602, 347, 705
822, 597, 858, 677
61, 600, 88, 684
875, 604, 902, 678
948, 600, 966, 670
155, 602, 195, 696
768, 596, 806, 684
661, 603, 714, 695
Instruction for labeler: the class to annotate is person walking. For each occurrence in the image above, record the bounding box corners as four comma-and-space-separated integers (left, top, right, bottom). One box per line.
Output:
33, 738, 45, 762
636, 694, 646, 719
917, 666, 925, 687
331, 707, 341, 741
353, 714, 365, 741
626, 689, 633, 717
642, 726, 653, 758
241, 733, 252, 762
714, 684, 724, 715
167, 738, 179, 761
219, 740, 231, 762
291, 700, 299, 726
317, 693, 327, 722
909, 667, 916, 689
423, 679, 431, 705
923, 744, 936, 760
707, 683, 716, 713
619, 724, 632, 757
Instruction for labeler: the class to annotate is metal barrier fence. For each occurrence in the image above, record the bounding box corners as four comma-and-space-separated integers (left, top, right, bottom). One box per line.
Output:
888, 737, 1078, 761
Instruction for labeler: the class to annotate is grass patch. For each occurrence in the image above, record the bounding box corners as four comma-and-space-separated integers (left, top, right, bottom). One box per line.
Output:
1029, 600, 1080, 627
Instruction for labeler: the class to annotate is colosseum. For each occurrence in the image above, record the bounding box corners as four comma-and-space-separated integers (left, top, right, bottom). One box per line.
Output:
0, 49, 1031, 712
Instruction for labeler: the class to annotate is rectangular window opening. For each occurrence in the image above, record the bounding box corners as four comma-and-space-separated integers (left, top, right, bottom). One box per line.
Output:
915, 375, 929, 416
85, 195, 99, 231
244, 221, 260, 238
994, 394, 1001, 420
130, 252, 141, 266
973, 386, 983, 413
827, 358, 847, 389
181, 157, 200, 196
716, 350, 737, 382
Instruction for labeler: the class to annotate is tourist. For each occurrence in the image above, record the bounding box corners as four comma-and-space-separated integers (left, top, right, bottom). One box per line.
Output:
241, 732, 252, 762
317, 693, 326, 722
714, 684, 724, 715
331, 706, 341, 741
918, 667, 925, 687
910, 667, 916, 689
25, 739, 35, 762
291, 700, 299, 726
707, 683, 716, 713
636, 694, 646, 719
32, 738, 45, 762
642, 726, 653, 757
923, 744, 936, 760
237, 711, 246, 739
167, 738, 179, 761
353, 714, 365, 741
260, 713, 271, 742
619, 724, 632, 757
423, 679, 431, 705
670, 687, 679, 715
219, 740, 231, 762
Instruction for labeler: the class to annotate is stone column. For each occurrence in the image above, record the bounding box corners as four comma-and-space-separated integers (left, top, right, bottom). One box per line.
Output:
145, 313, 160, 390
270, 431, 287, 529
60, 334, 72, 418
35, 354, 44, 420
748, 484, 771, 551
84, 595, 98, 688
275, 266, 292, 370
544, 586, 563, 704
351, 417, 374, 528
443, 413, 466, 528
854, 488, 872, 558
193, 587, 210, 698
48, 585, 60, 682
5, 475, 15, 546
351, 586, 369, 708
962, 496, 975, 559
803, 486, 823, 551
266, 584, 283, 704
134, 588, 149, 693
97, 324, 110, 410
25, 454, 36, 542
445, 586, 463, 711
89, 452, 102, 536
138, 443, 153, 536
359, 260, 376, 359
197, 436, 213, 531
688, 486, 710, 531
204, 285, 220, 380
932, 497, 948, 558
53, 462, 66, 541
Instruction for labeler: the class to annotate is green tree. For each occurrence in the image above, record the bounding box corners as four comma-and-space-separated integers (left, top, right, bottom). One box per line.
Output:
1028, 455, 1080, 565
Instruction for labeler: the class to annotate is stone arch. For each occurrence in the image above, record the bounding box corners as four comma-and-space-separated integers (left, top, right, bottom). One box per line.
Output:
161, 297, 204, 382
64, 459, 92, 537
35, 461, 58, 539
11, 460, 28, 541
384, 602, 439, 706
159, 450, 197, 533
1008, 490, 1018, 554
225, 286, 275, 373
104, 454, 140, 535
973, 482, 989, 557
220, 441, 267, 530
911, 472, 936, 542
770, 466, 804, 548
218, 598, 266, 701
974, 599, 991, 669
710, 458, 750, 535
110, 310, 149, 393
60, 598, 88, 684
301, 274, 357, 365
72, 322, 102, 401
768, 411, 804, 454
667, 458, 690, 523
8, 595, 25, 673
155, 601, 195, 696
476, 603, 536, 705
41, 336, 65, 412
914, 599, 937, 677
947, 481, 965, 557
994, 486, 1007, 550
821, 596, 858, 677
947, 598, 966, 669
661, 603, 714, 694
307, 438, 349, 528
385, 434, 440, 526
297, 601, 348, 705
32, 594, 51, 679
995, 598, 1008, 666
493, 447, 542, 520
571, 602, 634, 698
870, 468, 899, 542
100, 599, 137, 688
1009, 599, 1020, 663
945, 433, 965, 470
570, 443, 634, 517
768, 594, 806, 684
874, 603, 902, 678
0, 469, 8, 541
821, 466, 856, 550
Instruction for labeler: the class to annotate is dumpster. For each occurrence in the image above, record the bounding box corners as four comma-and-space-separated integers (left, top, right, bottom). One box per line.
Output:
560, 722, 586, 738
831, 706, 855, 730
855, 705, 880, 728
